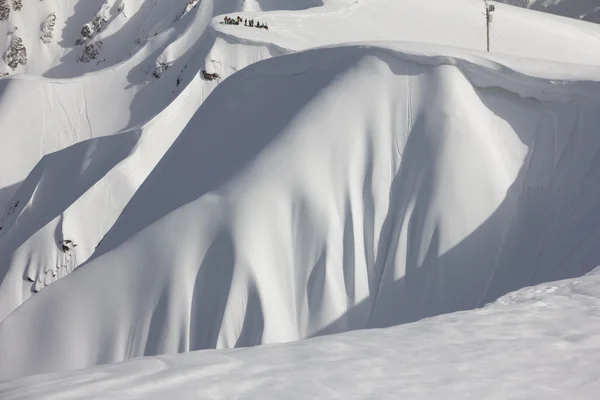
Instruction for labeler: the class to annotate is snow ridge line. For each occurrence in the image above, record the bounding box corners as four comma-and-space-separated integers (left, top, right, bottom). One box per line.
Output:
243, 43, 600, 103
372, 44, 600, 103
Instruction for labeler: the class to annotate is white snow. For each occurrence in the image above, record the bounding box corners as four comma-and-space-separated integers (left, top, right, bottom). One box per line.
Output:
497, 0, 600, 23
0, 0, 600, 395
2, 268, 600, 399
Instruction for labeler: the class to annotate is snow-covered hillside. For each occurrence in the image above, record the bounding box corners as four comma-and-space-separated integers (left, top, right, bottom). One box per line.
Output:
1, 0, 600, 388
498, 0, 600, 23
3, 269, 600, 399
0, 0, 210, 200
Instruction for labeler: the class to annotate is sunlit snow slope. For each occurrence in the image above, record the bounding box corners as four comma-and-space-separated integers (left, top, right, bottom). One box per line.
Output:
3, 0, 600, 325
3, 268, 600, 399
2, 40, 600, 380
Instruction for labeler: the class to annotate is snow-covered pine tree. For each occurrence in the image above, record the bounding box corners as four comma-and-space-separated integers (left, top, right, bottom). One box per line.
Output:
0, 0, 10, 20
11, 0, 22, 12
40, 13, 57, 44
4, 34, 27, 69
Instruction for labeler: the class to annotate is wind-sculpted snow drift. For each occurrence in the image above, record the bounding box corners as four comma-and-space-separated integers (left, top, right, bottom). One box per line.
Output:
4, 269, 600, 399
2, 43, 600, 380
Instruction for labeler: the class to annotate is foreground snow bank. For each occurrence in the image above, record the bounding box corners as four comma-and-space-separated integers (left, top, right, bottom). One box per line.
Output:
2, 268, 600, 399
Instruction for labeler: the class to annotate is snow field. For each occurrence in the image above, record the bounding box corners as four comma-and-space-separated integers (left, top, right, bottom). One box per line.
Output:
1, 0, 600, 388
2, 41, 600, 379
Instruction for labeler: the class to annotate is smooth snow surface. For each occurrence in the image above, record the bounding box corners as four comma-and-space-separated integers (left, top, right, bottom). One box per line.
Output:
3, 269, 600, 399
1, 0, 600, 387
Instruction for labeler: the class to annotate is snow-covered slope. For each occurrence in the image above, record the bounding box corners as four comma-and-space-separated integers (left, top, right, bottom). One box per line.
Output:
0, 0, 209, 213
498, 0, 600, 23
0, 0, 217, 321
2, 40, 600, 380
2, 0, 600, 384
0, 72, 207, 321
3, 268, 600, 399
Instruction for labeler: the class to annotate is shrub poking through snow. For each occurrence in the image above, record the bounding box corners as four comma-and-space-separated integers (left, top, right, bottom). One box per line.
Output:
152, 61, 170, 79
11, 0, 21, 12
0, 0, 10, 20
40, 13, 57, 44
4, 33, 27, 70
75, 14, 107, 62
75, 15, 107, 46
78, 41, 102, 63
91, 15, 107, 32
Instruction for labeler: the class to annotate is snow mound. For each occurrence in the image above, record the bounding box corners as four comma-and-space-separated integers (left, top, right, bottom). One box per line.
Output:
0, 0, 234, 207
2, 43, 600, 380
2, 268, 600, 399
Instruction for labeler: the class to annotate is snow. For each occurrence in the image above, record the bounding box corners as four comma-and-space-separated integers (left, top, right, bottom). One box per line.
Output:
2, 39, 600, 380
0, 0, 600, 394
497, 0, 600, 23
3, 269, 600, 399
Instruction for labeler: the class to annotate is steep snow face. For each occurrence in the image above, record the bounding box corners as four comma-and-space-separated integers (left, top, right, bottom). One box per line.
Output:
0, 19, 287, 322
0, 0, 217, 311
497, 0, 600, 23
3, 267, 600, 399
0, 70, 207, 322
2, 43, 600, 380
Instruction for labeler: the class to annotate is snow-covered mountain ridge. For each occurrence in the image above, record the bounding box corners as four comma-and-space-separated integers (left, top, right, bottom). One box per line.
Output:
1, 0, 600, 390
